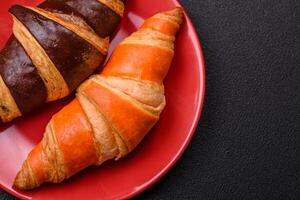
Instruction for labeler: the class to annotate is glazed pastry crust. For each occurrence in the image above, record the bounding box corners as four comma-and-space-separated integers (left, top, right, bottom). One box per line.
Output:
98, 0, 125, 16
0, 75, 21, 122
14, 8, 183, 190
0, 0, 124, 122
28, 7, 109, 55
13, 16, 69, 101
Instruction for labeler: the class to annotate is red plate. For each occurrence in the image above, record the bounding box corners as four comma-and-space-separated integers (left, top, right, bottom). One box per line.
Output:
0, 0, 205, 199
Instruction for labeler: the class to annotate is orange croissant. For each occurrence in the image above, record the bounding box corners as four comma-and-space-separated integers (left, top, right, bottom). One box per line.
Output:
14, 7, 183, 190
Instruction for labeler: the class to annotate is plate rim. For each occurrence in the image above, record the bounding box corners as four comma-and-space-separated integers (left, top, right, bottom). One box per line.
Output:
0, 0, 206, 199
122, 0, 206, 199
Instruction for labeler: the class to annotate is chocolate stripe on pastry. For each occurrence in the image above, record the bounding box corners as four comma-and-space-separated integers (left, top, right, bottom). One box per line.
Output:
13, 16, 69, 102
0, 36, 47, 115
28, 7, 109, 55
98, 0, 124, 16
40, 0, 123, 37
10, 5, 105, 93
38, 0, 83, 17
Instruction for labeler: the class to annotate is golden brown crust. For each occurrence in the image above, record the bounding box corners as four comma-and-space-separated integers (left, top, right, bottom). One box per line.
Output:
28, 7, 109, 55
77, 91, 119, 164
84, 77, 159, 151
14, 123, 68, 189
152, 7, 183, 27
77, 79, 130, 160
92, 76, 161, 118
0, 75, 21, 122
95, 75, 166, 116
14, 8, 184, 190
98, 0, 125, 17
98, 76, 165, 107
43, 123, 67, 182
14, 160, 38, 190
12, 16, 69, 101
121, 28, 175, 51
112, 130, 129, 159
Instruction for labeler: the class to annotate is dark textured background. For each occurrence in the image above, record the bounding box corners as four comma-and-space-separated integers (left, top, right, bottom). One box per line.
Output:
1, 0, 300, 199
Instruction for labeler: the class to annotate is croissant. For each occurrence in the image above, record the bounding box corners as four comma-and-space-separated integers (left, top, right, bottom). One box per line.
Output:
0, 0, 125, 123
14, 7, 184, 190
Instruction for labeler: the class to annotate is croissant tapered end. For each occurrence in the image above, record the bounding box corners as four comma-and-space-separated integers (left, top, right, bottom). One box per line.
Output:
141, 7, 184, 36
103, 7, 184, 84
14, 161, 38, 190
157, 7, 184, 25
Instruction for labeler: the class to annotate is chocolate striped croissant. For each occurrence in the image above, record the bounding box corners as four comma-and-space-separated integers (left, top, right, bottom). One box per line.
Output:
0, 0, 125, 123
14, 7, 183, 190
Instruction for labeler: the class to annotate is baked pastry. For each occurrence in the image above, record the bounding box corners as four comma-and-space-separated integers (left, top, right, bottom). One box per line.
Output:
14, 7, 184, 190
0, 0, 125, 123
